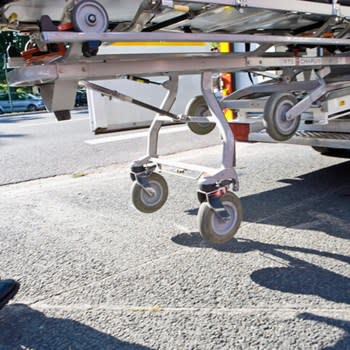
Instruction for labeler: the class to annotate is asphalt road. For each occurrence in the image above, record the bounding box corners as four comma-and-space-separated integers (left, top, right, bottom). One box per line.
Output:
0, 111, 349, 349
0, 110, 220, 185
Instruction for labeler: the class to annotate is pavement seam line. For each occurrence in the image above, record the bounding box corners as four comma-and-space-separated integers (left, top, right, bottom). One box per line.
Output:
17, 303, 350, 317
28, 247, 194, 306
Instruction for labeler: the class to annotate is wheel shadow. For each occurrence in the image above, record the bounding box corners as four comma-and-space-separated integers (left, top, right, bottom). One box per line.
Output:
184, 161, 350, 240
0, 304, 151, 350
171, 235, 350, 305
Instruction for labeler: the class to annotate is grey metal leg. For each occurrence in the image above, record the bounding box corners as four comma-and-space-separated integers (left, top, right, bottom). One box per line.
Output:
198, 71, 239, 190
147, 74, 179, 158
131, 74, 179, 168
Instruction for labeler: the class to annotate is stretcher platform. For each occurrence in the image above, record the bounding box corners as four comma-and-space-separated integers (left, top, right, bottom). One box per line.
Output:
2, 0, 350, 243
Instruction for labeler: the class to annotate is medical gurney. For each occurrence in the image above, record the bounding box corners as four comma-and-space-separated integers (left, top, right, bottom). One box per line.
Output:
2, 0, 350, 243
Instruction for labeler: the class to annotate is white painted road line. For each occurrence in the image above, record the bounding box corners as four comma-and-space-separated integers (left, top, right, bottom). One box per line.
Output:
85, 125, 189, 145
19, 116, 88, 128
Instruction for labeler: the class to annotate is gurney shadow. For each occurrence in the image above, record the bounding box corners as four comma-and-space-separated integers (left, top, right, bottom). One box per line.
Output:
297, 313, 350, 350
185, 161, 350, 240
0, 115, 42, 124
0, 132, 27, 145
171, 234, 350, 304
0, 132, 26, 138
178, 162, 350, 304
241, 161, 350, 240
0, 304, 151, 350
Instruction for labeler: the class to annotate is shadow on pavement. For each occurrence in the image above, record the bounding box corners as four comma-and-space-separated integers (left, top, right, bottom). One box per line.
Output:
0, 304, 151, 350
171, 235, 350, 305
0, 133, 26, 138
298, 312, 350, 350
185, 161, 350, 240
0, 115, 43, 124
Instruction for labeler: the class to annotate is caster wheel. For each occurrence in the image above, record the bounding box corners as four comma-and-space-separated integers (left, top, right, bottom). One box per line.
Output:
185, 95, 215, 135
198, 192, 242, 244
131, 173, 168, 213
264, 93, 300, 141
71, 0, 109, 33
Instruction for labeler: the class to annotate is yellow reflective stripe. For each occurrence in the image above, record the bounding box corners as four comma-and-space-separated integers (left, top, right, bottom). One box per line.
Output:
110, 42, 207, 46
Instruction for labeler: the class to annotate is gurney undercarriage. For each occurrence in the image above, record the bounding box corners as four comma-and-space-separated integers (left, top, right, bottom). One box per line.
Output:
3, 0, 350, 243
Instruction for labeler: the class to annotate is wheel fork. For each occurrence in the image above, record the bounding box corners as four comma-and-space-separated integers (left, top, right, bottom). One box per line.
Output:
131, 165, 157, 196
204, 187, 231, 222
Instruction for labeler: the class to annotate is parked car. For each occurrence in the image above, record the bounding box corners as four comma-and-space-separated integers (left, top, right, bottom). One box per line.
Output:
0, 92, 46, 114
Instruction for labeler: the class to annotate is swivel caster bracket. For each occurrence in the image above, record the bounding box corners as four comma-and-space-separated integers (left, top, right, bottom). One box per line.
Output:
207, 194, 231, 222
135, 173, 157, 196
131, 164, 157, 196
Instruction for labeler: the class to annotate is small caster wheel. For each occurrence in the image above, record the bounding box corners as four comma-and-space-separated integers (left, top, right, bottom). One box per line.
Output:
264, 93, 300, 141
198, 191, 242, 244
185, 95, 215, 135
131, 173, 168, 213
71, 0, 109, 33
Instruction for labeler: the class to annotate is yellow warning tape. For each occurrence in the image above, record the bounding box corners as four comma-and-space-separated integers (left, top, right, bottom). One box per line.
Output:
110, 42, 207, 47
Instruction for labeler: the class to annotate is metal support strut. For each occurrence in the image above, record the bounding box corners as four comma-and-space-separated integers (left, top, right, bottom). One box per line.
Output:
198, 71, 239, 221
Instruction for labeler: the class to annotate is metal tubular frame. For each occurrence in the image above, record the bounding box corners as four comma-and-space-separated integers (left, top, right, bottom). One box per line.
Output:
129, 71, 238, 192
7, 0, 350, 240
40, 31, 350, 47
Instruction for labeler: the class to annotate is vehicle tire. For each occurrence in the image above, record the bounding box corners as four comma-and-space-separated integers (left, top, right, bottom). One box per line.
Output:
185, 95, 216, 135
131, 173, 168, 213
27, 104, 37, 112
198, 191, 242, 244
264, 93, 300, 141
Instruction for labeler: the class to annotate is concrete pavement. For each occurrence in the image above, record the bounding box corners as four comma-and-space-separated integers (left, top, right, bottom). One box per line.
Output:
0, 142, 349, 349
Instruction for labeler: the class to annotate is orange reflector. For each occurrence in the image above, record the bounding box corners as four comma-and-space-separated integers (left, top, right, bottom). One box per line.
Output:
58, 22, 74, 31
229, 123, 250, 142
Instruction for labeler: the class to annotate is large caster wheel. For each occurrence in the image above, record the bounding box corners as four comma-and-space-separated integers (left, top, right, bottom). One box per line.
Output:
185, 95, 215, 135
198, 192, 242, 244
71, 0, 109, 33
131, 173, 168, 213
264, 93, 300, 141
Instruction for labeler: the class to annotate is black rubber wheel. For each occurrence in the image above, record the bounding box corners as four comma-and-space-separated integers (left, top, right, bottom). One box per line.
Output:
27, 104, 37, 112
198, 191, 242, 244
71, 0, 109, 33
131, 173, 168, 213
185, 95, 215, 135
264, 93, 300, 141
